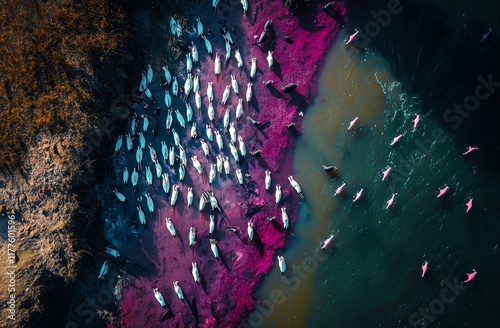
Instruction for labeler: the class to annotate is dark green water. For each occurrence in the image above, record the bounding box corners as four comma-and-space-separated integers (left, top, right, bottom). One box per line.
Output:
251, 0, 500, 327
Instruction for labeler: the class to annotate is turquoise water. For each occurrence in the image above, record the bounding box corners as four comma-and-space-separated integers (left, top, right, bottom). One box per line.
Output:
252, 2, 500, 326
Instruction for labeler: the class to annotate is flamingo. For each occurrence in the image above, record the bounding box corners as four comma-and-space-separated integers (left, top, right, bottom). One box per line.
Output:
98, 261, 109, 279
464, 269, 477, 283
321, 235, 334, 249
466, 198, 473, 213
386, 194, 396, 209
353, 189, 363, 203
347, 117, 359, 131
463, 146, 479, 155
278, 256, 286, 274
382, 167, 391, 181
421, 261, 428, 278
153, 288, 166, 307
334, 183, 346, 197
390, 134, 404, 147
437, 186, 449, 198
412, 114, 420, 130
346, 30, 359, 45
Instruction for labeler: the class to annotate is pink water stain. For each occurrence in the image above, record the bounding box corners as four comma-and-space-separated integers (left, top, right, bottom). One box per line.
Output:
114, 1, 344, 327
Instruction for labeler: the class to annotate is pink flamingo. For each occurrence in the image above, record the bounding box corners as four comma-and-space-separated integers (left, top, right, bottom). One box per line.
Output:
463, 146, 479, 155
382, 167, 391, 181
421, 261, 428, 278
412, 114, 420, 130
386, 194, 395, 209
481, 28, 492, 42
464, 269, 477, 283
348, 117, 359, 131
346, 30, 359, 45
334, 183, 346, 197
437, 186, 449, 198
466, 198, 473, 213
321, 235, 335, 249
353, 189, 364, 203
390, 134, 404, 147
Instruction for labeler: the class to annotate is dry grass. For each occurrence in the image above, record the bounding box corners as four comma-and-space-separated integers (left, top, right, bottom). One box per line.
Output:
0, 0, 127, 168
0, 1, 129, 326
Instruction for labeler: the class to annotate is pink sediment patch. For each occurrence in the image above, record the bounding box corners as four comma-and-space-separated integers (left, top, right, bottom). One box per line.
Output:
113, 1, 344, 327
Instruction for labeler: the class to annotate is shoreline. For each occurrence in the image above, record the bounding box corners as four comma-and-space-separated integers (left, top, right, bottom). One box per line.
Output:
102, 1, 345, 327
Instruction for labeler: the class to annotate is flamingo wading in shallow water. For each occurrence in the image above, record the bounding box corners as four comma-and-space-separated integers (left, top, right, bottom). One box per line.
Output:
173, 281, 184, 300
166, 218, 176, 237
154, 288, 166, 307
346, 30, 359, 45
347, 117, 359, 131
437, 186, 449, 198
265, 171, 271, 190
122, 167, 129, 185
390, 134, 404, 147
189, 226, 196, 247
281, 207, 289, 230
192, 262, 200, 284
466, 198, 473, 213
321, 235, 334, 249
210, 239, 219, 259
386, 194, 396, 209
105, 247, 120, 258
421, 261, 428, 278
382, 167, 391, 181
464, 269, 477, 283
413, 114, 420, 130
463, 146, 479, 155
334, 183, 346, 197
288, 176, 304, 198
247, 221, 254, 242
113, 189, 126, 202
98, 261, 109, 280
278, 256, 286, 274
353, 189, 363, 203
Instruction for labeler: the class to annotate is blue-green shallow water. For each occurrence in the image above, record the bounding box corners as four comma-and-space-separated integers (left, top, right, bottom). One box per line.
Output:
251, 0, 500, 327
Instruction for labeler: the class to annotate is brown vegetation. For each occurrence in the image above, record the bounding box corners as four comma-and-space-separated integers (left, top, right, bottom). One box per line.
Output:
0, 0, 127, 168
0, 0, 130, 326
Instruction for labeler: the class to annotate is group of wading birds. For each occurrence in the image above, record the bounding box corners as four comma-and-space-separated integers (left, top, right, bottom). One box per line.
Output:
96, 10, 478, 315
346, 28, 479, 283
344, 113, 478, 282
98, 14, 306, 310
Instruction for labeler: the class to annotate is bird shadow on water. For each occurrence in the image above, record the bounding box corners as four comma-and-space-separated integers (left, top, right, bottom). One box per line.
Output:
286, 125, 301, 139
337, 191, 350, 201
324, 7, 346, 27
295, 2, 323, 32
272, 61, 283, 81
248, 94, 261, 113
218, 248, 232, 272
159, 299, 174, 322
176, 235, 186, 255
287, 91, 309, 110
349, 126, 369, 140
251, 229, 265, 257
268, 218, 284, 234
199, 270, 209, 295
259, 37, 277, 54
188, 297, 199, 327
266, 84, 285, 99
248, 123, 270, 140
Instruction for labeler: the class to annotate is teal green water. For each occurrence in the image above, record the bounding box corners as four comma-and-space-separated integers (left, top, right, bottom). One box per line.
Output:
251, 23, 500, 327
